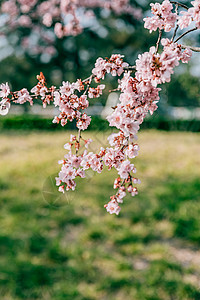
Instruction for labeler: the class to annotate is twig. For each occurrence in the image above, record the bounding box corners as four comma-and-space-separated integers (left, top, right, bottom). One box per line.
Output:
181, 45, 200, 52
155, 29, 162, 54
83, 74, 93, 95
172, 24, 179, 42
171, 4, 179, 41
127, 66, 136, 70
170, 1, 189, 10
82, 74, 95, 83
174, 27, 198, 43
76, 128, 82, 155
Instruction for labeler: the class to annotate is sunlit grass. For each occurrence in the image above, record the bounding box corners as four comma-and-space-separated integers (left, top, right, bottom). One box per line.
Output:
0, 130, 200, 300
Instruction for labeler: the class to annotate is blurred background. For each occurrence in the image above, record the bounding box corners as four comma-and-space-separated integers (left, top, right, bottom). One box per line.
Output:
0, 1, 200, 299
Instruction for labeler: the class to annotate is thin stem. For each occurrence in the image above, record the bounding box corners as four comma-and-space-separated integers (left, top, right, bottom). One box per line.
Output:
181, 45, 200, 52
172, 24, 179, 42
171, 4, 179, 41
76, 128, 82, 155
155, 29, 162, 54
83, 74, 93, 95
170, 1, 189, 10
82, 74, 95, 83
174, 27, 198, 43
127, 66, 136, 70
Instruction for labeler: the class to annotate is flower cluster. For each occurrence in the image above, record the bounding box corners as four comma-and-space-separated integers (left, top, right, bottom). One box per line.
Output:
178, 0, 200, 29
144, 0, 177, 33
0, 0, 198, 215
88, 85, 105, 98
0, 72, 58, 115
92, 55, 129, 80
52, 79, 91, 128
135, 39, 192, 87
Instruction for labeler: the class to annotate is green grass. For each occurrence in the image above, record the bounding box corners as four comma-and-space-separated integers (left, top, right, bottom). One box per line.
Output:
0, 130, 200, 300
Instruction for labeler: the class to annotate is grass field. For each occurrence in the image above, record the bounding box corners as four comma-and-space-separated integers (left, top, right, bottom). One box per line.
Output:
0, 129, 200, 300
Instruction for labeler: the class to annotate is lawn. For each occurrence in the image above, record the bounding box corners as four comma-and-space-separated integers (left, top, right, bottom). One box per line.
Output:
0, 129, 200, 300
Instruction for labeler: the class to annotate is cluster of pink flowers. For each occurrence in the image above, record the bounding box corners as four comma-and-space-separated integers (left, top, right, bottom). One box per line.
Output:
178, 0, 200, 29
144, 0, 177, 32
0, 0, 199, 215
92, 55, 129, 80
0, 82, 34, 115
51, 79, 93, 129
88, 85, 105, 98
135, 39, 192, 87
144, 0, 200, 34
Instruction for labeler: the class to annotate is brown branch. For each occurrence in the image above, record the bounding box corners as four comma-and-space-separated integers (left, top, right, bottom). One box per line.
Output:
82, 74, 95, 83
127, 66, 136, 70
172, 24, 179, 42
170, 1, 189, 10
155, 29, 162, 54
76, 128, 82, 155
174, 27, 198, 43
171, 4, 179, 42
181, 45, 200, 52
83, 74, 93, 95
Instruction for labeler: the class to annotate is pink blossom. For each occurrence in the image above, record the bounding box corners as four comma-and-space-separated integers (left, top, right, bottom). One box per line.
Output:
0, 99, 10, 115
18, 15, 31, 27
127, 186, 138, 196
88, 84, 105, 98
60, 81, 74, 97
43, 13, 53, 27
17, 88, 33, 105
114, 177, 121, 189
190, 0, 200, 28
92, 55, 129, 79
79, 95, 89, 109
116, 187, 126, 203
70, 134, 76, 142
64, 143, 72, 151
144, 0, 177, 33
177, 11, 192, 30
39, 86, 48, 100
104, 200, 121, 215
125, 144, 139, 158
117, 160, 135, 179
54, 23, 64, 39
84, 139, 93, 149
181, 48, 193, 64
76, 113, 91, 130
0, 83, 10, 98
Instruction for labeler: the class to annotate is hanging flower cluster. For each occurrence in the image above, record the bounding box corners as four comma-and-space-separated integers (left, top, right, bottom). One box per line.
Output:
1, 0, 199, 215
178, 0, 200, 29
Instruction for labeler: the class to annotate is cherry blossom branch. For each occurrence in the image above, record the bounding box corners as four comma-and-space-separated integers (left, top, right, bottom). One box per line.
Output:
1, 0, 199, 215
174, 27, 198, 43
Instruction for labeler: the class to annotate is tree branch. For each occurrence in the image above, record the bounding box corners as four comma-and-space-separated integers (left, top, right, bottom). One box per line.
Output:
170, 1, 189, 10
155, 29, 162, 54
171, 4, 179, 41
181, 45, 200, 52
174, 27, 198, 43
